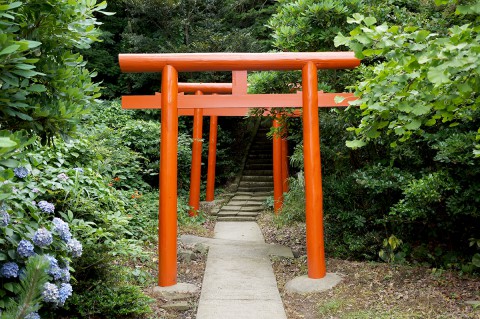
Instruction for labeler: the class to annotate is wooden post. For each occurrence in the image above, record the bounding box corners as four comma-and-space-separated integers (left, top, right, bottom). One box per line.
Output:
159, 65, 179, 286
188, 90, 204, 216
273, 117, 283, 213
206, 115, 218, 202
302, 61, 326, 279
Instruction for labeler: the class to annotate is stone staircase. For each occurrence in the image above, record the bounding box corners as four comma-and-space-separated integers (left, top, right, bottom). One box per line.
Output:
217, 125, 273, 221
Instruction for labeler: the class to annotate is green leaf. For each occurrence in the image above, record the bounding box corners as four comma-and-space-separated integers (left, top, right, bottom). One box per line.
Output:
346, 139, 367, 149
456, 4, 480, 15
4, 283, 14, 292
27, 84, 46, 92
334, 33, 348, 47
15, 63, 36, 70
356, 34, 372, 45
364, 16, 377, 26
0, 159, 19, 167
0, 137, 17, 148
405, 119, 422, 130
412, 104, 431, 116
473, 253, 480, 268
26, 40, 42, 49
427, 67, 450, 85
457, 83, 472, 93
334, 95, 345, 103
11, 69, 39, 78
0, 44, 20, 55
0, 2, 22, 10
415, 30, 430, 42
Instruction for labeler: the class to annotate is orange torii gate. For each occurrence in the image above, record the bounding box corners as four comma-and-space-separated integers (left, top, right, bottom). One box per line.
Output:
123, 73, 298, 215
119, 52, 360, 287
123, 79, 354, 214
123, 73, 295, 215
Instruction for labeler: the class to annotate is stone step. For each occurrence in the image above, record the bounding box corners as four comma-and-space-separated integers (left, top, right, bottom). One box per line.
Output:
217, 216, 257, 222
235, 191, 272, 197
233, 198, 269, 204
239, 181, 273, 187
217, 211, 258, 217
244, 163, 273, 170
230, 195, 252, 200
249, 146, 273, 156
220, 205, 243, 211
245, 158, 272, 164
217, 211, 237, 217
241, 175, 273, 182
242, 170, 273, 176
247, 154, 272, 159
247, 154, 273, 160
237, 186, 274, 192
240, 206, 264, 212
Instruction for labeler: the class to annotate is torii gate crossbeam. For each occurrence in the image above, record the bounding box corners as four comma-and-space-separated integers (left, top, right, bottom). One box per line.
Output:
119, 52, 360, 287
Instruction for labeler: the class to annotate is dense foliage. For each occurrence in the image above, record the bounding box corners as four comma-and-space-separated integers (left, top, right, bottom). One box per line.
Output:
0, 0, 106, 143
81, 0, 277, 98
264, 0, 480, 271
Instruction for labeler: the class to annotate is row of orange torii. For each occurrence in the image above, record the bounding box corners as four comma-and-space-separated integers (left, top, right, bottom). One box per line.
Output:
119, 52, 360, 287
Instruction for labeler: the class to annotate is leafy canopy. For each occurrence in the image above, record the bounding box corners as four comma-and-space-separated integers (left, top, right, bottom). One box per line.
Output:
335, 7, 479, 154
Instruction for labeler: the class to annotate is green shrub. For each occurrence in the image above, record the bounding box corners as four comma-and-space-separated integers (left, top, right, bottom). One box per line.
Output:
65, 285, 153, 318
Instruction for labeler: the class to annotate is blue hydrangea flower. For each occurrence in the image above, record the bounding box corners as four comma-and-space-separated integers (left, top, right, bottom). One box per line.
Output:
32, 188, 40, 193
58, 283, 73, 305
13, 167, 29, 178
33, 228, 53, 247
73, 167, 83, 173
1, 262, 19, 278
57, 173, 68, 180
44, 255, 62, 281
0, 210, 9, 227
38, 201, 55, 214
52, 217, 72, 242
24, 312, 40, 319
60, 267, 70, 282
17, 239, 35, 258
42, 282, 59, 303
67, 238, 82, 257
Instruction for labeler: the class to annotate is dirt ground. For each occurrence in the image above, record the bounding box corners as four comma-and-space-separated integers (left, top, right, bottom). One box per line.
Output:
257, 212, 480, 319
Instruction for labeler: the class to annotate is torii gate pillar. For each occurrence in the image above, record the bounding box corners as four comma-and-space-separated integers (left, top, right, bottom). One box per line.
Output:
158, 65, 179, 286
302, 62, 326, 277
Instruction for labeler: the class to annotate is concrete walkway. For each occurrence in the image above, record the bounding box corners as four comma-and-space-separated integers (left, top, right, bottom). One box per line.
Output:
184, 222, 289, 319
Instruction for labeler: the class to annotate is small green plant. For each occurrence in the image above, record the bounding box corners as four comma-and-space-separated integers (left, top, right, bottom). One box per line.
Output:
469, 238, 480, 270
317, 298, 348, 317
275, 172, 306, 226
379, 235, 406, 264
263, 196, 274, 210
177, 196, 206, 226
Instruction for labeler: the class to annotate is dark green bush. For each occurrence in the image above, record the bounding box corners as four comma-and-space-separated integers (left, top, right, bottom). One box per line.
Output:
65, 285, 153, 319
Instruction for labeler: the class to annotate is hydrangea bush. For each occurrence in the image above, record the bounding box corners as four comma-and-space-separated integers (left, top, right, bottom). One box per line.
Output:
0, 166, 83, 311
1, 138, 147, 316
